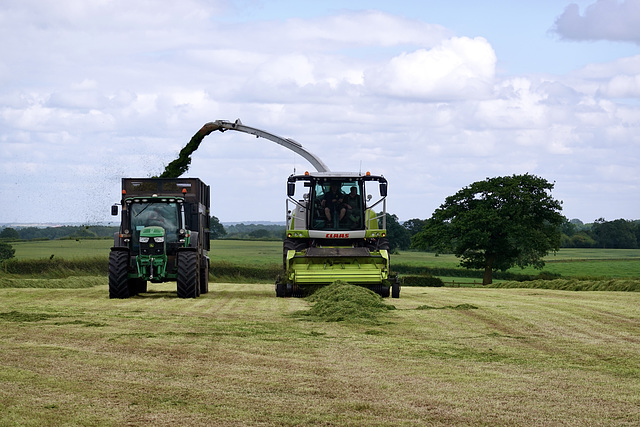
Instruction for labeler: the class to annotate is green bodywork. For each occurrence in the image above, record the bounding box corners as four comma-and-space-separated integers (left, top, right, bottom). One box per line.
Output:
285, 247, 390, 286
136, 226, 170, 282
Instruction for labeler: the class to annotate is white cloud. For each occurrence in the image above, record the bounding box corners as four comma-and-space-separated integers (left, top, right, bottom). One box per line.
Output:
553, 0, 640, 43
364, 37, 496, 100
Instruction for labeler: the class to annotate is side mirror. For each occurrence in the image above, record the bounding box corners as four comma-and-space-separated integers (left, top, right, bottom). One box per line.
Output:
287, 182, 296, 197
111, 205, 119, 216
379, 182, 388, 197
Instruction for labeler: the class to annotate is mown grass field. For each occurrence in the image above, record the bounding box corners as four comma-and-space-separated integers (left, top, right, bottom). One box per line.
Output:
1, 240, 639, 424
1, 283, 639, 426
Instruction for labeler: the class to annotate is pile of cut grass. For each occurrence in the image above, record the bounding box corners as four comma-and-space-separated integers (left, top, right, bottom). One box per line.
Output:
295, 281, 396, 324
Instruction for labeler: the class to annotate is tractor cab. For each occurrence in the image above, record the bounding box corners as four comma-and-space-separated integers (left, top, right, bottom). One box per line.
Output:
128, 199, 184, 253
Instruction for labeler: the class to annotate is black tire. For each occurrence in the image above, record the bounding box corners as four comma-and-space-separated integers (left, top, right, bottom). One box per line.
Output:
177, 251, 199, 298
275, 280, 287, 298
109, 250, 131, 299
136, 279, 148, 294
282, 238, 308, 268
391, 280, 400, 298
283, 238, 296, 269
377, 237, 390, 251
378, 285, 390, 298
199, 258, 209, 295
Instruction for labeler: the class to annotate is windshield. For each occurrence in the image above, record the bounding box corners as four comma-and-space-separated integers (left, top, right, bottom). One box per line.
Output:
311, 180, 363, 230
130, 203, 180, 243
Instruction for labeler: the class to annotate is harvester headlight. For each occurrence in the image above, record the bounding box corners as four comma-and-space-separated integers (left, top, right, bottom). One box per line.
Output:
155, 236, 164, 243
139, 237, 150, 243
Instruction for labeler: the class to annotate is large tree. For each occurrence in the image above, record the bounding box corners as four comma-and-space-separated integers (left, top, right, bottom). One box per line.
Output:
412, 174, 564, 285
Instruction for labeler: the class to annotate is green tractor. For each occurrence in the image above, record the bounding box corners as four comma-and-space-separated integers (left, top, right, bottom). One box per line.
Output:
109, 178, 210, 298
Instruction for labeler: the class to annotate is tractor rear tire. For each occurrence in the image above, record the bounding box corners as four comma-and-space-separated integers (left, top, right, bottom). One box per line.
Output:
109, 250, 131, 299
177, 251, 199, 298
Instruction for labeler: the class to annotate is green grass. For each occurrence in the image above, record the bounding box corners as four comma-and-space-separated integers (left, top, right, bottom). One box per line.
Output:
6, 240, 640, 282
0, 283, 638, 425
393, 248, 640, 279
10, 239, 113, 260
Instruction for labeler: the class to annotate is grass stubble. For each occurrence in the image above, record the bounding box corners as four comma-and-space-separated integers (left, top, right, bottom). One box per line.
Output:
0, 281, 639, 426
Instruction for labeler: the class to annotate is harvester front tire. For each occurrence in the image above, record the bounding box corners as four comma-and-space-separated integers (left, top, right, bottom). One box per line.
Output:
275, 280, 287, 297
109, 250, 131, 299
177, 251, 199, 298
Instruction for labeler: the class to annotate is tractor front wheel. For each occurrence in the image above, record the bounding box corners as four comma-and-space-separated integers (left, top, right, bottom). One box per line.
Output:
177, 251, 199, 298
109, 250, 131, 299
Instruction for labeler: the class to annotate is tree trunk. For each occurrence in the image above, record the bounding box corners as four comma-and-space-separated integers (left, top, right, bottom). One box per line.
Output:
483, 253, 495, 285
482, 267, 493, 285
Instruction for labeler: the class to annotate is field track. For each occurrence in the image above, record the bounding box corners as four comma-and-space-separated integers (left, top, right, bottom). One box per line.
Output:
1, 282, 639, 426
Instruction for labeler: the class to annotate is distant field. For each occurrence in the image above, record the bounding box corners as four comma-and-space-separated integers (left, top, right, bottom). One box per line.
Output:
8, 239, 640, 279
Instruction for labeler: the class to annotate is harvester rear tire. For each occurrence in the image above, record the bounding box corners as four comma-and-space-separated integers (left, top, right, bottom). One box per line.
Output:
109, 250, 131, 299
392, 281, 400, 298
177, 251, 199, 298
378, 285, 390, 298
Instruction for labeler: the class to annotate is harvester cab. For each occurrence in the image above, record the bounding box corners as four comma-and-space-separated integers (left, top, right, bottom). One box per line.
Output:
109, 178, 210, 299
279, 171, 399, 298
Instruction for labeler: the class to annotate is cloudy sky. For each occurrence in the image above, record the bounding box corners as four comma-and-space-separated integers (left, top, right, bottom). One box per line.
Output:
1, 0, 639, 225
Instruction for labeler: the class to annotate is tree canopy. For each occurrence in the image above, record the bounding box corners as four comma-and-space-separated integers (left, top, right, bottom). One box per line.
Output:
412, 174, 564, 285
0, 227, 20, 240
0, 242, 15, 261
384, 213, 411, 251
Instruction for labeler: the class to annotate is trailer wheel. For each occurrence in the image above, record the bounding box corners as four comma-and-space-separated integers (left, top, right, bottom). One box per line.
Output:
177, 251, 199, 298
109, 250, 131, 299
199, 258, 209, 295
